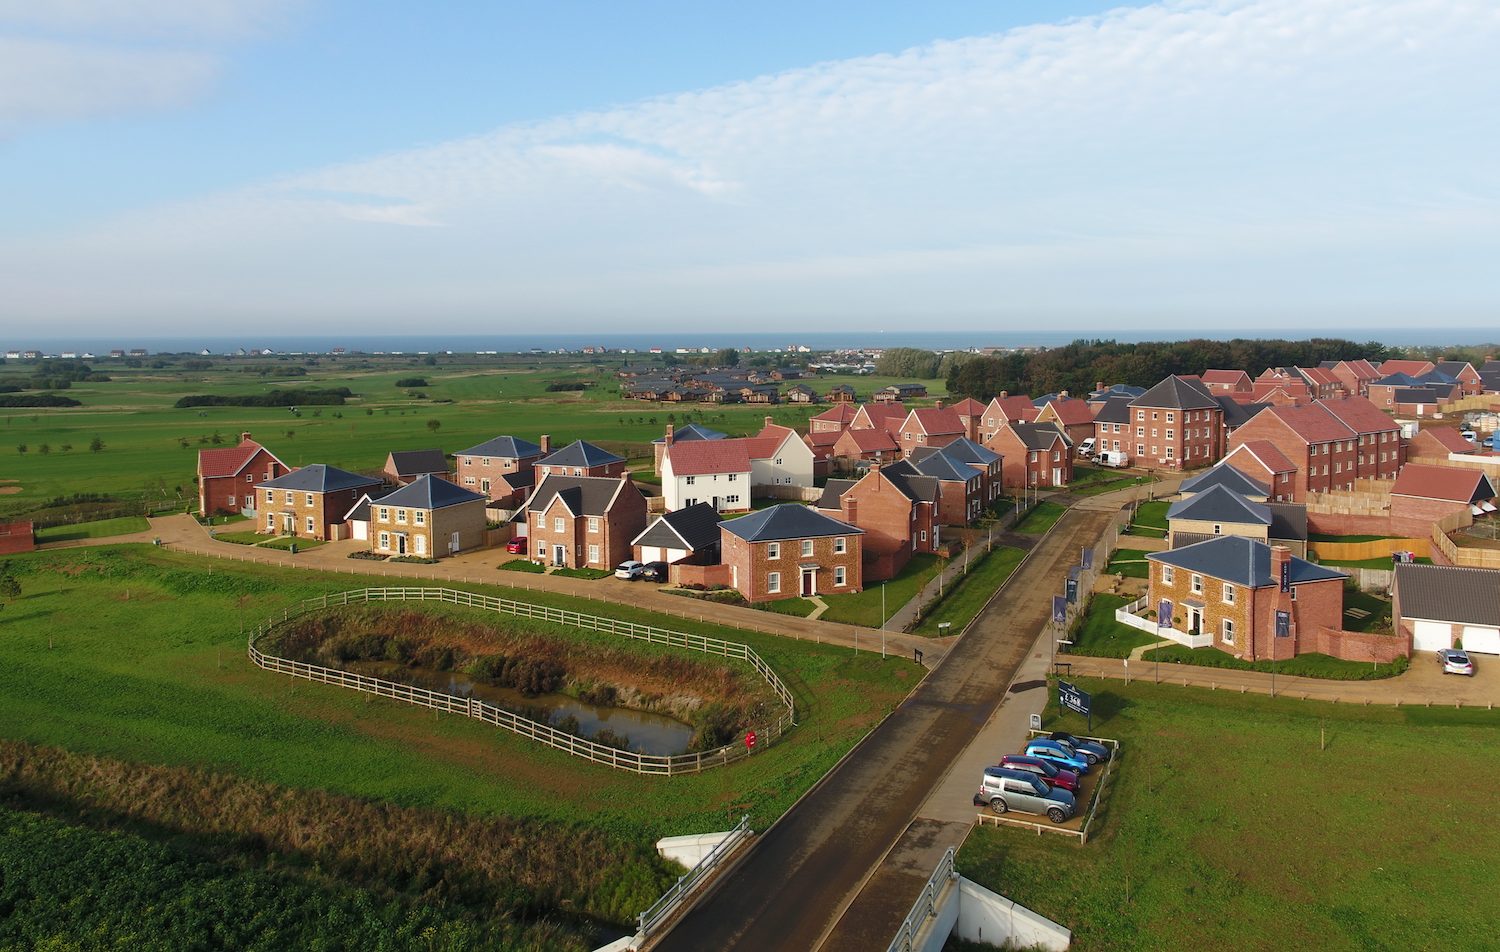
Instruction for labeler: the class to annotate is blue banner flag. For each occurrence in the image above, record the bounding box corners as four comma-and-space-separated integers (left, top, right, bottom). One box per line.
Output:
1280, 560, 1290, 593
1275, 610, 1290, 638
1066, 576, 1079, 604
1052, 595, 1068, 623
1081, 548, 1094, 570
1158, 599, 1172, 628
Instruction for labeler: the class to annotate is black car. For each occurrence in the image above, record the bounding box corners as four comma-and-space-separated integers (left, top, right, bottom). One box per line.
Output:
1049, 731, 1111, 765
640, 561, 668, 582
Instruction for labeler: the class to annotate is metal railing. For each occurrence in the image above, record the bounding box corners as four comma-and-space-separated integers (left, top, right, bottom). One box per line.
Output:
887, 846, 957, 952
248, 587, 796, 775
637, 815, 752, 939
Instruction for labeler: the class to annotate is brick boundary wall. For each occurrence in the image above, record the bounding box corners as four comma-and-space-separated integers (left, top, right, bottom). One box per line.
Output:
1303, 625, 1410, 663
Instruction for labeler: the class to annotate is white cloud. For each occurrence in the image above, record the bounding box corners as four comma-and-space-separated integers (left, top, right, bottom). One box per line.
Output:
5, 0, 1500, 331
0, 37, 216, 123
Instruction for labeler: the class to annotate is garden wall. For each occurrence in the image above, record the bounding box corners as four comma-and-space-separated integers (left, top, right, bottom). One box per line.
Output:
672, 563, 732, 588
1303, 625, 1410, 663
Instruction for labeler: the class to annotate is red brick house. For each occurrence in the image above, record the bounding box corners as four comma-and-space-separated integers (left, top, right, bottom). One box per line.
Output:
949, 397, 987, 441
1223, 440, 1300, 502
986, 421, 1072, 489
895, 405, 966, 458
1318, 359, 1382, 398
1378, 358, 1436, 378
832, 425, 901, 469
809, 402, 860, 433
849, 402, 907, 433
197, 433, 287, 516
720, 504, 862, 603
1246, 381, 1306, 407
1200, 370, 1252, 395
454, 435, 544, 505
817, 461, 939, 582
926, 436, 1005, 511
1090, 396, 1135, 457
803, 429, 842, 479
1127, 376, 1224, 470
907, 443, 988, 525
535, 439, 627, 479
1227, 397, 1402, 501
977, 394, 1038, 442
1390, 464, 1497, 530
1142, 537, 1381, 662
1434, 361, 1484, 396
1034, 397, 1096, 447
1407, 426, 1483, 463
523, 472, 647, 569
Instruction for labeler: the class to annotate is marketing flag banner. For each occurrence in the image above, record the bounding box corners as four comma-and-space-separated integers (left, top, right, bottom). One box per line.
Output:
1052, 595, 1067, 623
1275, 610, 1291, 638
1280, 560, 1290, 593
1158, 599, 1172, 628
1066, 576, 1079, 604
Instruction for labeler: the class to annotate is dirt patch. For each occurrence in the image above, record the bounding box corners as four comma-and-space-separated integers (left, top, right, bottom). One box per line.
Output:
0, 485, 20, 495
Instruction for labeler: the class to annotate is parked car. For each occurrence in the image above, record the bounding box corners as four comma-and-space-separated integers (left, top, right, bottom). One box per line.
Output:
972, 767, 1076, 823
999, 754, 1081, 792
1437, 648, 1475, 676
640, 561, 668, 582
1095, 450, 1130, 468
505, 536, 528, 554
1077, 437, 1096, 458
614, 560, 646, 580
1023, 739, 1091, 774
1460, 429, 1478, 443
1048, 731, 1111, 765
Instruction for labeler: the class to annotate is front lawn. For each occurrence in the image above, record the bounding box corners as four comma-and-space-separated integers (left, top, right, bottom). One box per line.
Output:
1131, 500, 1169, 529
210, 530, 265, 546
1140, 644, 1406, 680
1104, 547, 1151, 579
957, 681, 1500, 952
911, 546, 1025, 636
819, 552, 944, 627
756, 597, 818, 618
1014, 501, 1067, 535
259, 536, 328, 552
1067, 594, 1161, 658
498, 559, 546, 573
553, 566, 612, 579
34, 516, 150, 543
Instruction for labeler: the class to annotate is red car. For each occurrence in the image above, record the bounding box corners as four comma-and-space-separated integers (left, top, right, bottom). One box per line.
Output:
505, 536, 528, 554
999, 754, 1081, 792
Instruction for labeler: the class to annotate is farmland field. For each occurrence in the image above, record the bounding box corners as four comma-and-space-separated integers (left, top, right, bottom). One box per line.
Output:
958, 680, 1500, 951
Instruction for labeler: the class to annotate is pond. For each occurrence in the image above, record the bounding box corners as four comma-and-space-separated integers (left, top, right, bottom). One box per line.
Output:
344, 661, 696, 755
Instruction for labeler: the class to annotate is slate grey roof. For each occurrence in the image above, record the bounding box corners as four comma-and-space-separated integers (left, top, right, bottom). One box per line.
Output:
258, 464, 382, 494
816, 479, 858, 510
1373, 372, 1422, 387
1130, 375, 1218, 411
907, 447, 978, 483
1394, 563, 1500, 626
877, 460, 941, 503
539, 439, 626, 468
1216, 396, 1268, 429
387, 449, 448, 476
525, 474, 630, 517
1392, 387, 1438, 404
1091, 384, 1146, 400
652, 423, 728, 444
1179, 463, 1270, 498
1167, 484, 1272, 526
631, 503, 723, 552
1434, 361, 1474, 380
1266, 503, 1308, 542
377, 474, 487, 510
456, 435, 542, 459
721, 504, 861, 543
342, 489, 394, 522
933, 436, 1001, 466
1005, 421, 1071, 450
1146, 536, 1344, 588
1092, 395, 1136, 425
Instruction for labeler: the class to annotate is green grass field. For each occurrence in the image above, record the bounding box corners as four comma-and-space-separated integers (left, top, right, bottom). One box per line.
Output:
1316, 555, 1432, 569
0, 546, 916, 843
1068, 594, 1161, 658
1014, 501, 1068, 534
1105, 547, 1151, 578
819, 552, 943, 627
912, 546, 1025, 636
1341, 587, 1392, 633
957, 680, 1500, 951
33, 515, 149, 543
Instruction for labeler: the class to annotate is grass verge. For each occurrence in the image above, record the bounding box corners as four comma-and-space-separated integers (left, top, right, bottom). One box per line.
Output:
499, 559, 546, 573
819, 553, 943, 627
1104, 547, 1151, 579
1067, 594, 1161, 658
1014, 501, 1067, 535
34, 515, 150, 543
911, 546, 1025, 636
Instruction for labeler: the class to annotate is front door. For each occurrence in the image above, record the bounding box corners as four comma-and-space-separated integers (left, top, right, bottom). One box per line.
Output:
712, 496, 720, 511
801, 568, 815, 597
1188, 607, 1202, 635
1052, 467, 1062, 486
282, 513, 294, 535
552, 544, 566, 567
480, 478, 491, 496
397, 534, 407, 555
450, 531, 460, 554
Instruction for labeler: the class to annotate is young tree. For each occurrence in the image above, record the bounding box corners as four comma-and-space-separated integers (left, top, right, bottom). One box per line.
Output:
15, 444, 25, 455
426, 418, 442, 434
89, 436, 105, 452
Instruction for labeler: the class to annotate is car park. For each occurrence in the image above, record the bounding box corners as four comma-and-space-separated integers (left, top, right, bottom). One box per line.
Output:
973, 766, 1076, 823
999, 754, 1080, 792
1023, 739, 1090, 774
1048, 731, 1111, 765
614, 560, 646, 580
505, 537, 528, 554
1438, 648, 1475, 676
640, 561, 668, 582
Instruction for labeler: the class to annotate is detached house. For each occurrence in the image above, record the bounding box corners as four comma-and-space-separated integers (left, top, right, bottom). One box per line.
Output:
817, 460, 939, 582
1434, 360, 1484, 396
809, 402, 860, 434
535, 439, 627, 479
977, 394, 1039, 442
986, 422, 1072, 489
1200, 370, 1252, 395
631, 503, 723, 567
747, 419, 816, 492
197, 433, 287, 516
660, 439, 752, 513
255, 464, 382, 540
367, 474, 489, 559
908, 443, 988, 525
896, 405, 966, 458
1318, 359, 1382, 398
384, 449, 449, 486
1127, 376, 1224, 470
1228, 397, 1402, 501
721, 505, 863, 603
1165, 482, 1308, 556
524, 472, 648, 569
454, 435, 544, 505
1034, 397, 1096, 447
652, 423, 726, 474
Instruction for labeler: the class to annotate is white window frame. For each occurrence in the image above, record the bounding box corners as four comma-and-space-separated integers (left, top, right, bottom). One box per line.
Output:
1223, 583, 1235, 604
305, 493, 314, 507
379, 507, 390, 522
1162, 566, 1174, 585
834, 537, 846, 554
801, 539, 814, 558
553, 516, 565, 533
767, 542, 780, 560
588, 543, 600, 564
378, 531, 390, 549
1222, 618, 1235, 644
395, 509, 408, 525
305, 515, 315, 534
1191, 573, 1203, 594
588, 517, 600, 533
834, 566, 847, 587
414, 510, 426, 526
767, 571, 781, 594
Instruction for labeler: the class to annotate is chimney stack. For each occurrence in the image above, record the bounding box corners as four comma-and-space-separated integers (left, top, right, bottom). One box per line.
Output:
621, 469, 633, 483
1271, 544, 1292, 588
1000, 391, 1008, 400
935, 399, 945, 410
240, 431, 252, 443
845, 495, 859, 524
665, 424, 674, 446
764, 415, 774, 429
1096, 381, 1104, 393
1060, 390, 1070, 399
540, 434, 551, 454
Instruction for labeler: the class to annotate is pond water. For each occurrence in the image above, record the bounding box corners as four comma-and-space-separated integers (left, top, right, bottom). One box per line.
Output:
344, 661, 696, 755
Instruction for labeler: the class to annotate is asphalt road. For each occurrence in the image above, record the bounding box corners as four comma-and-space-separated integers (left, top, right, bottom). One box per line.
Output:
649, 504, 1116, 952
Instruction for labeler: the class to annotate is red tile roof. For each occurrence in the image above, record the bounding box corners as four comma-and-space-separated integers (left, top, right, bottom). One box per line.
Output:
198, 438, 275, 479
1392, 464, 1487, 503
811, 403, 859, 425
665, 439, 752, 476
1231, 439, 1297, 473
805, 429, 842, 447
841, 427, 900, 453
986, 395, 1036, 420
1201, 369, 1250, 386
1299, 366, 1341, 387
1266, 404, 1351, 443
1039, 398, 1095, 426
1380, 359, 1436, 377
905, 407, 965, 436
1417, 427, 1480, 454
1316, 396, 1397, 434
950, 397, 986, 416
855, 402, 906, 423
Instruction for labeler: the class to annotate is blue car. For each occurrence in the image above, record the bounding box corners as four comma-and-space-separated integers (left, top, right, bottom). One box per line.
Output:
1023, 739, 1090, 774
1049, 731, 1111, 766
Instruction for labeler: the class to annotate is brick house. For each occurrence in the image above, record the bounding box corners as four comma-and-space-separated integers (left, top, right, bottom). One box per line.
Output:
721, 504, 863, 603
1394, 562, 1500, 654
1146, 537, 1351, 661
986, 421, 1072, 489
197, 433, 287, 516
1378, 358, 1436, 378
977, 393, 1039, 442
523, 472, 648, 569
1227, 397, 1403, 501
924, 436, 1004, 511
1222, 440, 1300, 502
832, 426, 901, 471
366, 474, 489, 559
1034, 397, 1096, 447
1318, 359, 1382, 398
817, 461, 939, 582
849, 402, 907, 433
809, 402, 860, 433
631, 502, 722, 566
895, 405, 966, 458
1165, 483, 1308, 556
660, 439, 752, 513
1200, 370, 1252, 395
535, 439, 627, 479
1090, 396, 1135, 457
949, 397, 987, 441
1434, 360, 1484, 396
1390, 464, 1497, 527
1127, 376, 1224, 470
453, 435, 544, 505
383, 449, 449, 486
907, 443, 987, 525
1407, 426, 1482, 463
255, 464, 383, 540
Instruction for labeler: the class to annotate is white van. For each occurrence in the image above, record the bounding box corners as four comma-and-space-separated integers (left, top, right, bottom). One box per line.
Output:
1095, 450, 1130, 468
1077, 437, 1096, 458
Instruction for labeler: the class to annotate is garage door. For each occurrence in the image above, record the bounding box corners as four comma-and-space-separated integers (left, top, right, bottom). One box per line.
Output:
1461, 625, 1500, 656
1411, 620, 1453, 652
638, 546, 663, 563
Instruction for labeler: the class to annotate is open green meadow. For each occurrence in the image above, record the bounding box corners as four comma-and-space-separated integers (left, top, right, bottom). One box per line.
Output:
958, 680, 1500, 951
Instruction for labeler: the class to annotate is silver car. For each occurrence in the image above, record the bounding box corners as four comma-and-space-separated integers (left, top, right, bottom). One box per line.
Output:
1438, 648, 1475, 676
975, 766, 1076, 823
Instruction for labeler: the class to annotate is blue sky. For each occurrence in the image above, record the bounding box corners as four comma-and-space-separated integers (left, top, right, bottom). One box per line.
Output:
1, 0, 1497, 337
